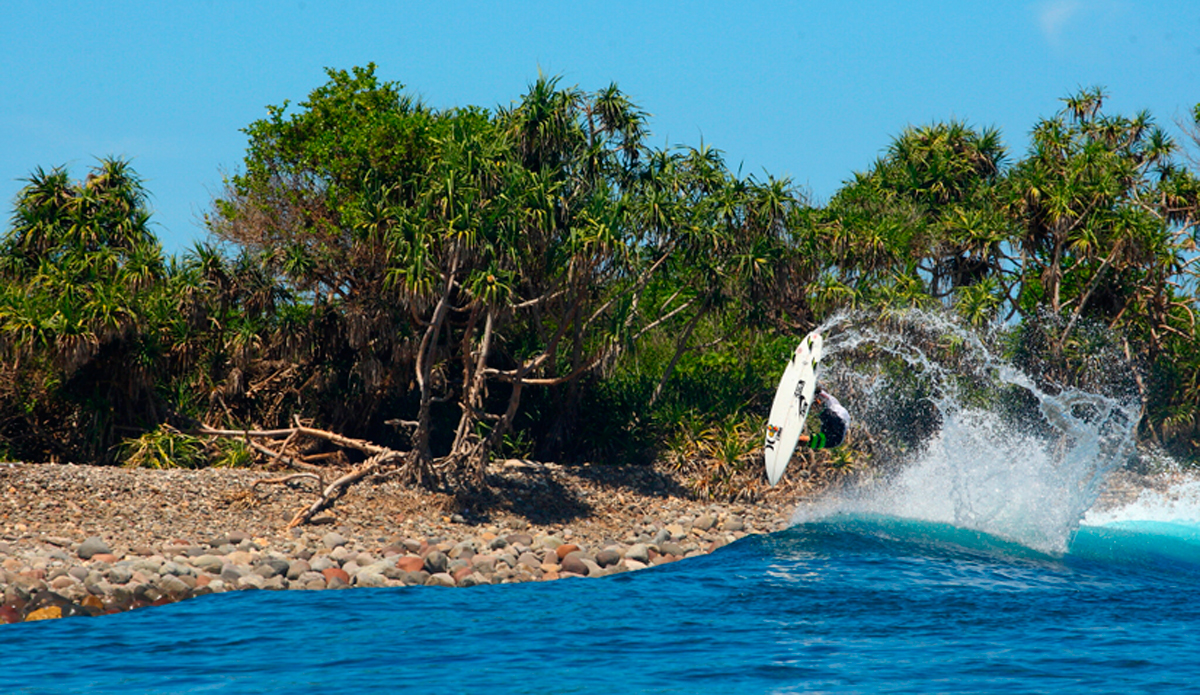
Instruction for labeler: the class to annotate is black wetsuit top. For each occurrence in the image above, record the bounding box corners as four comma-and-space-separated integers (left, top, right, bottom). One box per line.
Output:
809, 390, 849, 449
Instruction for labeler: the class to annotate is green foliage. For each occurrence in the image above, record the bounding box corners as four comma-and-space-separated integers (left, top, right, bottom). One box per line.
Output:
4, 75, 1200, 479
119, 426, 205, 469
211, 438, 256, 469
0, 158, 182, 462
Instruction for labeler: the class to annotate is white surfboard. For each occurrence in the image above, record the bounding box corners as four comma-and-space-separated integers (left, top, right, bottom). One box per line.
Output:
764, 330, 823, 486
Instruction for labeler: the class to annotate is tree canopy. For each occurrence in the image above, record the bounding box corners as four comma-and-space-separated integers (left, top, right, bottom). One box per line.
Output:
3, 71, 1200, 491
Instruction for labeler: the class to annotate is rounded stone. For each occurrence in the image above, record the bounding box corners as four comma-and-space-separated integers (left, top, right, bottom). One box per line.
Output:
395, 556, 424, 573
560, 552, 590, 576
595, 548, 622, 567
286, 559, 311, 580
505, 533, 534, 547
660, 542, 685, 557
191, 555, 224, 574
159, 575, 191, 598
354, 571, 388, 588
219, 564, 247, 582
459, 572, 489, 588
76, 537, 111, 560
424, 572, 456, 587
423, 551, 449, 574
625, 543, 650, 564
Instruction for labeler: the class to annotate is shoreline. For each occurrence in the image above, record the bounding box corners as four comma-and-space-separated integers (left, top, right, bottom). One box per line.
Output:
1, 460, 813, 623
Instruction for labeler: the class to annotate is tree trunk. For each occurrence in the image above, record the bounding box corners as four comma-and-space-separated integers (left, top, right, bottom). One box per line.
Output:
648, 296, 710, 408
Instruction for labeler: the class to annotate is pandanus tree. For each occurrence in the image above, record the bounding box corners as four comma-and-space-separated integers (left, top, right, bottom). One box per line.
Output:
1003, 88, 1200, 358
0, 158, 173, 461
212, 65, 738, 486
813, 120, 1013, 324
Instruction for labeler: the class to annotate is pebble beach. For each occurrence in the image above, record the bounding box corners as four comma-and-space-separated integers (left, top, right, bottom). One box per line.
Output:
1, 459, 809, 623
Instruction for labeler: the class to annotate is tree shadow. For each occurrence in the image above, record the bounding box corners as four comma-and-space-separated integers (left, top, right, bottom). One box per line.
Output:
451, 462, 691, 528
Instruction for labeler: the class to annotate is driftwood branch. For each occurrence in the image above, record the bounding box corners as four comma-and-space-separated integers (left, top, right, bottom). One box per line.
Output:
287, 450, 407, 528
193, 422, 411, 528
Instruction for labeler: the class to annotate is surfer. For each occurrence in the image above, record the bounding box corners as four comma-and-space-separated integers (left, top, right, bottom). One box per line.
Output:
798, 387, 849, 449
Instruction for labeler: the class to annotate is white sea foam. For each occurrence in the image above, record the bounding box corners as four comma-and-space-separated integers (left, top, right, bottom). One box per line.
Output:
790, 310, 1142, 554
1083, 475, 1200, 527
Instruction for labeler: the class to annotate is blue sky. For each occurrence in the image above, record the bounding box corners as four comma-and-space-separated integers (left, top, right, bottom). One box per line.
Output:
2, 1, 1197, 253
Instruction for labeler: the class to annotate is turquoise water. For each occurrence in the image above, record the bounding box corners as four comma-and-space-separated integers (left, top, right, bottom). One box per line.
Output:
9, 315, 1195, 693
4, 510, 1200, 694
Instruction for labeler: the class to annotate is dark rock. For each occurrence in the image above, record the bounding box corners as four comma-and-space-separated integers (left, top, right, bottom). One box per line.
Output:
76, 536, 111, 560
459, 572, 488, 588
561, 552, 590, 576
258, 558, 290, 577
219, 564, 246, 583
423, 550, 449, 574
134, 584, 164, 603
595, 548, 622, 567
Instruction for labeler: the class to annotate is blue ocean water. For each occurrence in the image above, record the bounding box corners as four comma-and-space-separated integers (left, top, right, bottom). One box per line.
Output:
4, 509, 1200, 694
9, 315, 1197, 693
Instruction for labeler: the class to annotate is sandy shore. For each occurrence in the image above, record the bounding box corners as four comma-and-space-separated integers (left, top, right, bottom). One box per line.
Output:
1, 459, 815, 623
